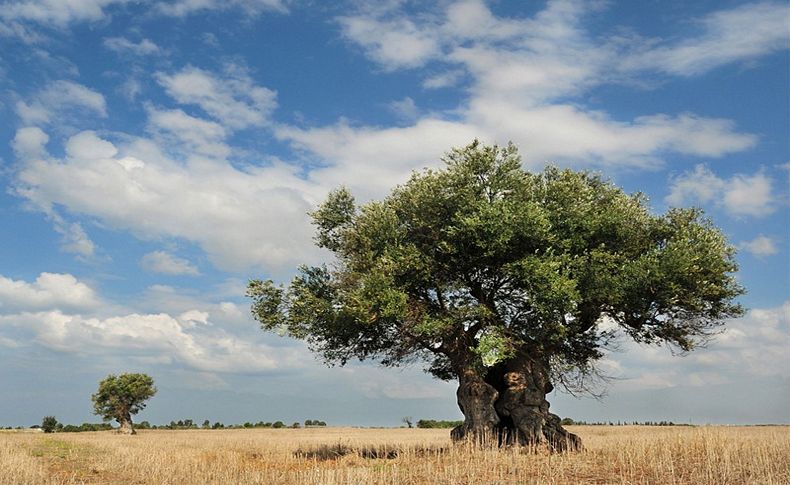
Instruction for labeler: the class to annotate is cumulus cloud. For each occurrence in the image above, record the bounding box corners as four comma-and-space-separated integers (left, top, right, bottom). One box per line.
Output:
388, 97, 419, 121
146, 107, 230, 158
666, 165, 775, 217
12, 126, 48, 160
422, 69, 465, 89
103, 36, 160, 55
0, 273, 303, 374
0, 310, 297, 373
602, 302, 790, 390
278, 109, 755, 198
15, 80, 107, 125
55, 220, 96, 257
283, 0, 762, 180
141, 251, 200, 276
0, 0, 129, 28
620, 1, 790, 76
0, 272, 100, 313
156, 65, 277, 129
156, 0, 288, 17
14, 130, 322, 272
7, 1, 782, 274
0, 0, 287, 38
738, 235, 779, 257
338, 15, 441, 70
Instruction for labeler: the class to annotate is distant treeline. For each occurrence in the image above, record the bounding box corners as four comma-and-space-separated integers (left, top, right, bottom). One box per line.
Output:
35, 417, 328, 433
560, 418, 693, 426
416, 419, 464, 429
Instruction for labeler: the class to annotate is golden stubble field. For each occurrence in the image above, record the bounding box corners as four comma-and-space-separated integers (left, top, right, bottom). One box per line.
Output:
2, 425, 788, 484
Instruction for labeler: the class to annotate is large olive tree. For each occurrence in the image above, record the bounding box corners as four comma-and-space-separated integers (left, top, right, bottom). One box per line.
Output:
92, 373, 156, 435
248, 141, 743, 450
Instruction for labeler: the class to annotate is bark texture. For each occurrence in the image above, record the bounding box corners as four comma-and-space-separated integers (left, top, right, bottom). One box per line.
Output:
117, 412, 136, 435
450, 368, 500, 443
451, 357, 581, 451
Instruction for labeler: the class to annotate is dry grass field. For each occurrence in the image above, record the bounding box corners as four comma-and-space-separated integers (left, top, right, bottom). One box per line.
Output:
1, 425, 788, 484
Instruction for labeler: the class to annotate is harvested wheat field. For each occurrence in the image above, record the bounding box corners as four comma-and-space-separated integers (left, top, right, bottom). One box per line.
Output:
2, 425, 788, 484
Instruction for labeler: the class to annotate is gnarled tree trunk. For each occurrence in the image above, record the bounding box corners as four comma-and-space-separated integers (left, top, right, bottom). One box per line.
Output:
117, 412, 136, 435
450, 368, 500, 443
451, 357, 581, 451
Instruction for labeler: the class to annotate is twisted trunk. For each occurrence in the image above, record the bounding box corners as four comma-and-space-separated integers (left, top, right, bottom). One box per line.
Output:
450, 367, 499, 443
451, 356, 581, 451
117, 411, 135, 435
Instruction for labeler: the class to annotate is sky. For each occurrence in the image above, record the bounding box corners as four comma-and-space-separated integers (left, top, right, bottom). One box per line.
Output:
0, 0, 788, 428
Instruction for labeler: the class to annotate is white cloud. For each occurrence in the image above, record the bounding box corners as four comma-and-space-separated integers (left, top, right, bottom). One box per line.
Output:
422, 69, 464, 89
156, 65, 277, 129
0, 0, 286, 38
12, 126, 48, 160
338, 16, 441, 70
15, 80, 107, 125
141, 251, 200, 276
0, 273, 304, 374
283, 0, 762, 183
103, 36, 160, 55
666, 165, 775, 217
705, 303, 790, 378
55, 220, 96, 257
621, 1, 790, 76
0, 310, 296, 373
0, 272, 100, 313
339, 365, 455, 400
65, 130, 117, 159
8, 2, 781, 275
156, 0, 287, 17
602, 302, 790, 391
146, 107, 229, 158
14, 130, 322, 272
278, 107, 755, 199
388, 97, 419, 121
738, 235, 779, 257
0, 0, 129, 28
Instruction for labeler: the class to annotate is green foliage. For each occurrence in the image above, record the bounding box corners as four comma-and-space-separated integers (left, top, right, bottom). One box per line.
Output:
59, 422, 113, 432
248, 141, 744, 388
91, 373, 156, 423
41, 416, 58, 433
416, 419, 464, 429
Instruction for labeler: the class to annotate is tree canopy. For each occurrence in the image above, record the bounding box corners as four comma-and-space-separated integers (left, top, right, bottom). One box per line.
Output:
248, 140, 744, 447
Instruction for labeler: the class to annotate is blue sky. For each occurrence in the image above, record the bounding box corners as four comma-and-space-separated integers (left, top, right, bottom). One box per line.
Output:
0, 0, 788, 427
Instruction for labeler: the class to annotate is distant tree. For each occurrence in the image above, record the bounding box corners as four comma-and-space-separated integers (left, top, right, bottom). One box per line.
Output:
249, 141, 744, 451
91, 373, 157, 435
202, 419, 211, 429
41, 416, 58, 433
291, 422, 301, 428
402, 417, 413, 429
272, 421, 285, 429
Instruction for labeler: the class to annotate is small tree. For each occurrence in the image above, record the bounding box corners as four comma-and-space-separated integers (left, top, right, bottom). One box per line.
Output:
91, 373, 156, 435
402, 416, 413, 428
41, 416, 58, 433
